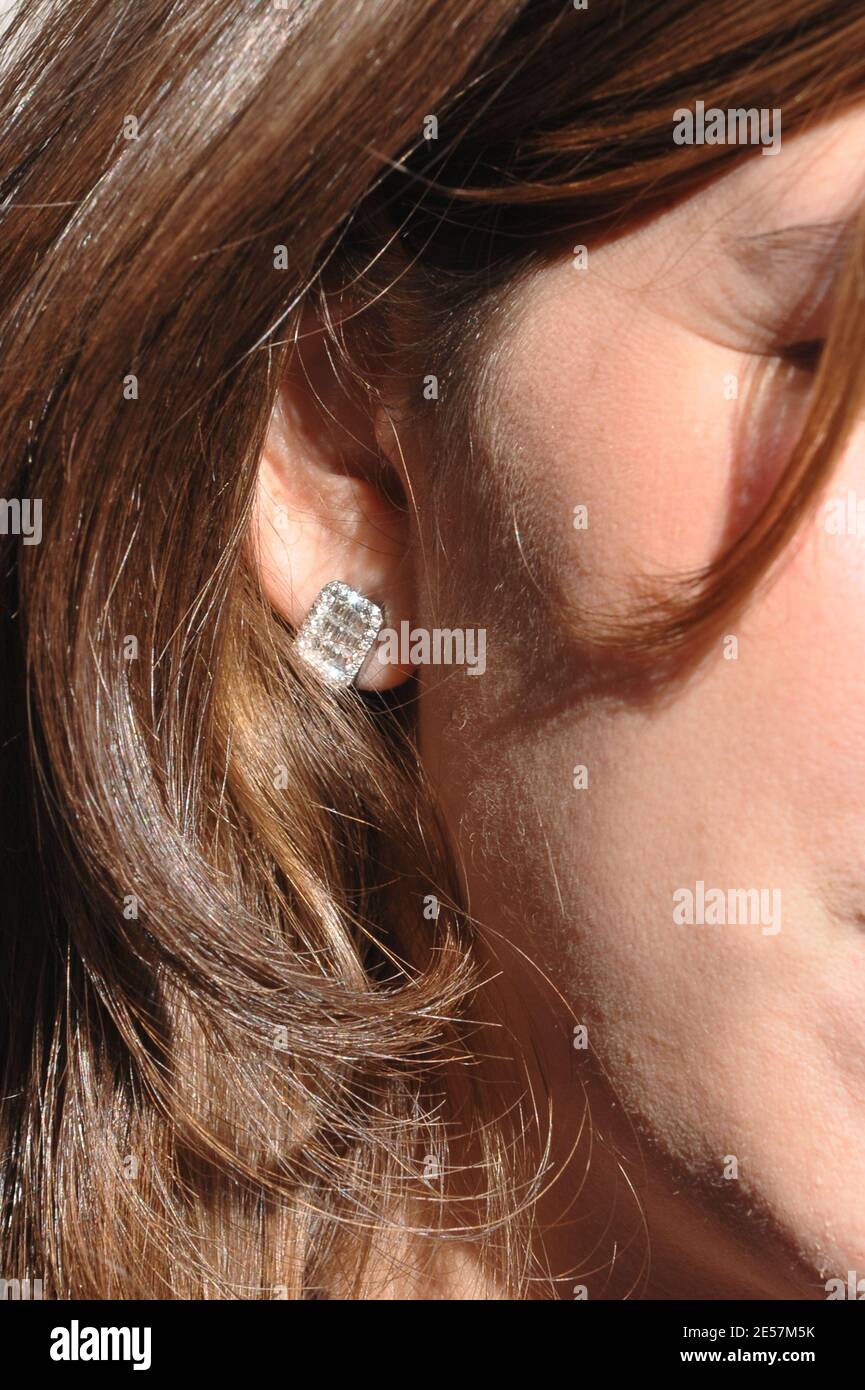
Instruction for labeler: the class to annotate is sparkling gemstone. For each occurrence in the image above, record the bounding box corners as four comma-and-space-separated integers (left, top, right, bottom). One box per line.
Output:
295, 581, 384, 686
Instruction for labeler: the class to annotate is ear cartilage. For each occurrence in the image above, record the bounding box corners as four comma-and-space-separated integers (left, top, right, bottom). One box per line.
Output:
295, 581, 384, 687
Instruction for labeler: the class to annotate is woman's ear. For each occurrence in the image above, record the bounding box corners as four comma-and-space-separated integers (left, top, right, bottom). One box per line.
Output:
253, 317, 414, 690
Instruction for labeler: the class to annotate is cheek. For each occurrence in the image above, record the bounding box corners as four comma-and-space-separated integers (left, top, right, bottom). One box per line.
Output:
491, 270, 865, 1272
743, 423, 865, 845
494, 261, 742, 614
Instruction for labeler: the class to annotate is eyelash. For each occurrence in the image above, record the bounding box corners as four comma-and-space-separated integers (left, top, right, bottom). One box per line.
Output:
780, 338, 825, 372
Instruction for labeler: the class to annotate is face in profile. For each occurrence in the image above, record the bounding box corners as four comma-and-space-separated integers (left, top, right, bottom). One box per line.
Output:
412, 107, 865, 1298
3, 0, 865, 1308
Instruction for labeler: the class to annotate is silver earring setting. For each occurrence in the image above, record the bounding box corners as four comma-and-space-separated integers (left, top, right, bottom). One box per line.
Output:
295, 580, 384, 687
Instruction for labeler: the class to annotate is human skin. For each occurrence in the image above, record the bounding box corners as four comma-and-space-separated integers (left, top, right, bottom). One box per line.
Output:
403, 109, 865, 1298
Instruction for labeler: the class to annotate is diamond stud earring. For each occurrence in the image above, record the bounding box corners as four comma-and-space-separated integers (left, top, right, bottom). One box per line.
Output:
295, 580, 385, 687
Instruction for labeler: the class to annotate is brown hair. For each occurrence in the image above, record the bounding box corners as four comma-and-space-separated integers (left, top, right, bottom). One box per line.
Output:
1, 0, 864, 1298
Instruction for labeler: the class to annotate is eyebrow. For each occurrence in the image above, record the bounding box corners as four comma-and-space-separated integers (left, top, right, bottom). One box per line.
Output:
722, 219, 852, 275
714, 218, 855, 337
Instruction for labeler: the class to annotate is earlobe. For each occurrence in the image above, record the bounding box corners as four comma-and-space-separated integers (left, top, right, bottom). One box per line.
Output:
252, 326, 415, 690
